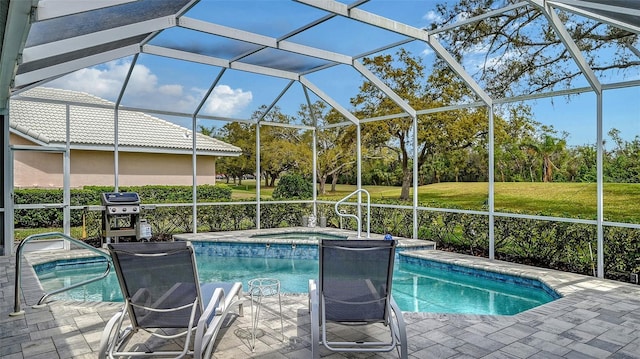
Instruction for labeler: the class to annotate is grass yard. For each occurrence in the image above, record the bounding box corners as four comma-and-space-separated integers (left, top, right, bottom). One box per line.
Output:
230, 180, 640, 223
421, 182, 640, 222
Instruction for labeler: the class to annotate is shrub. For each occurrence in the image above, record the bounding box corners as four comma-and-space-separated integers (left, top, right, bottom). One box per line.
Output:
14, 184, 233, 229
272, 174, 313, 199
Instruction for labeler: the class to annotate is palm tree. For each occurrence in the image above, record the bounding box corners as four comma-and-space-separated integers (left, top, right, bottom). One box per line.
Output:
521, 133, 567, 182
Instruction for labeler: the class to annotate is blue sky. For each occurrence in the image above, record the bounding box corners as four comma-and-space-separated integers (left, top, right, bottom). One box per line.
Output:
44, 0, 639, 147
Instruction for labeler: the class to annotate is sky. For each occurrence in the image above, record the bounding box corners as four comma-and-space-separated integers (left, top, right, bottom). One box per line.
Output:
43, 0, 639, 148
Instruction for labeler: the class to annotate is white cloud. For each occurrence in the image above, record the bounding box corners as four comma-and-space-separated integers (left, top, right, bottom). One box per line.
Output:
454, 11, 471, 23
203, 85, 253, 117
47, 59, 160, 99
423, 10, 442, 23
126, 64, 159, 95
461, 42, 521, 73
158, 84, 183, 96
46, 60, 131, 99
46, 59, 253, 116
421, 46, 434, 57
423, 10, 469, 26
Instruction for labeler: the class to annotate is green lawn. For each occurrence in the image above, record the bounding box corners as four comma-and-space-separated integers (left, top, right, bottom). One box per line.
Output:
421, 182, 640, 222
231, 180, 640, 222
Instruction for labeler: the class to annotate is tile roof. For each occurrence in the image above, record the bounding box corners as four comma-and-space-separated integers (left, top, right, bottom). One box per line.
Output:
9, 87, 241, 156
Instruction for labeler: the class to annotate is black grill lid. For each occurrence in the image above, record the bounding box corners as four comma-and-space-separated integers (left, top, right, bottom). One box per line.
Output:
101, 192, 140, 205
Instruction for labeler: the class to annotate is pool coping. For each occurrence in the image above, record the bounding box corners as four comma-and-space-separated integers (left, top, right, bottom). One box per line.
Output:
400, 250, 627, 299
173, 226, 436, 251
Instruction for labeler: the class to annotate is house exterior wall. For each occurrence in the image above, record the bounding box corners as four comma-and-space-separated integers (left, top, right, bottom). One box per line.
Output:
11, 134, 218, 188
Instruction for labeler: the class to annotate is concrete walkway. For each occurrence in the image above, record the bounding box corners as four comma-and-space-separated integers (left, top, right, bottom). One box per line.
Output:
2, 246, 640, 358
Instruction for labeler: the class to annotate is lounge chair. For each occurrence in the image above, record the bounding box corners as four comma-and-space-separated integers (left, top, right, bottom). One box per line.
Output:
308, 239, 408, 358
99, 242, 243, 358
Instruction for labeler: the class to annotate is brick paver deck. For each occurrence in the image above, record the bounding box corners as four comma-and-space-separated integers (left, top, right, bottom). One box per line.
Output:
2, 233, 640, 358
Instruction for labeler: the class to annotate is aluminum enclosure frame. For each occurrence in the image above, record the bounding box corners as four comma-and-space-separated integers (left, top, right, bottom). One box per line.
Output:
0, 0, 638, 280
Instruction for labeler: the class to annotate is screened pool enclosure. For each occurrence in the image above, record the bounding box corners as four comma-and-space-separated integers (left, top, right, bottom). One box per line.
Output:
1, 0, 639, 280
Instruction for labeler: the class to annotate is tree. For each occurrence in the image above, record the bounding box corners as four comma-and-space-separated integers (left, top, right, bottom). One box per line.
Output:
353, 49, 489, 200
259, 106, 311, 187
198, 125, 216, 137
605, 129, 640, 183
299, 101, 356, 195
216, 121, 255, 185
494, 104, 540, 181
352, 49, 425, 200
430, 0, 638, 97
567, 144, 597, 182
520, 127, 568, 182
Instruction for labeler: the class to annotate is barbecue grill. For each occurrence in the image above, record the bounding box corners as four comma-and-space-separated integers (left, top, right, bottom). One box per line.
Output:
101, 192, 141, 243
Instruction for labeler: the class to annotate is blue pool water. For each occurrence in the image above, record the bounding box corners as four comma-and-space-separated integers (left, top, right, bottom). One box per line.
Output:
34, 242, 559, 315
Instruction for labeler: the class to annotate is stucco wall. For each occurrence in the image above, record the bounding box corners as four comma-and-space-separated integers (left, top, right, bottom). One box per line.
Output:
11, 134, 218, 188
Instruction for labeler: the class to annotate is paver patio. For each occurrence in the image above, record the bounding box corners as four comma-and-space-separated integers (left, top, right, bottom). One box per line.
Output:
2, 238, 640, 358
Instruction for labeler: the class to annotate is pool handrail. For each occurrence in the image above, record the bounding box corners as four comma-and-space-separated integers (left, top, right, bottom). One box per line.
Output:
11, 232, 112, 316
334, 189, 370, 238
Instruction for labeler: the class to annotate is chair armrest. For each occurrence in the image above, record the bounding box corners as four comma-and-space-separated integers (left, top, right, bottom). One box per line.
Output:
194, 282, 244, 358
199, 287, 225, 328
194, 287, 225, 358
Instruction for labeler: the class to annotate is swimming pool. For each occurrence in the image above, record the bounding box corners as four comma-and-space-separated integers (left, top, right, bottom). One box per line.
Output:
34, 241, 559, 315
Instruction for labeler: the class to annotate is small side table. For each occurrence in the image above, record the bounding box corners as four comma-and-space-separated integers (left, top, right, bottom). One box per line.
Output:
248, 278, 284, 351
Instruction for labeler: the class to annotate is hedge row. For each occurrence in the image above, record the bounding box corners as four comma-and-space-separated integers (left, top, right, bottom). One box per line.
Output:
14, 185, 232, 228
316, 202, 640, 281
14, 190, 640, 282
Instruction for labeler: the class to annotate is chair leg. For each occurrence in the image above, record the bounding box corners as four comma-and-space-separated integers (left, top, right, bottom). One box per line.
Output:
98, 310, 135, 359
237, 288, 244, 317
390, 298, 408, 359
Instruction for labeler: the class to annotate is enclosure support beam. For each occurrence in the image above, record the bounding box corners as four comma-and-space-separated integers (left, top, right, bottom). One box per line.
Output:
300, 77, 359, 125
192, 68, 227, 234
488, 105, 495, 260
357, 124, 362, 230
63, 105, 71, 246
191, 112, 197, 234
113, 54, 139, 192
304, 86, 319, 219
2, 111, 11, 256
596, 93, 604, 278
352, 60, 416, 118
256, 124, 261, 230
412, 115, 419, 240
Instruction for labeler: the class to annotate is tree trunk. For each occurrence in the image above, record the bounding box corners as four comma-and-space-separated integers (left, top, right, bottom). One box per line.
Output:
400, 168, 411, 200
319, 174, 327, 195
543, 156, 553, 182
529, 166, 535, 182
331, 174, 338, 192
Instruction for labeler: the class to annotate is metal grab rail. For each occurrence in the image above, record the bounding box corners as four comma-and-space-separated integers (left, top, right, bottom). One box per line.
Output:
11, 232, 112, 316
334, 189, 370, 238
